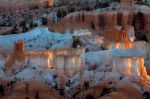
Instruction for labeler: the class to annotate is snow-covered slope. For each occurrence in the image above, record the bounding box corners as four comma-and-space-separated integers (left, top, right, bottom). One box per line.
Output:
0, 27, 73, 52
85, 49, 147, 70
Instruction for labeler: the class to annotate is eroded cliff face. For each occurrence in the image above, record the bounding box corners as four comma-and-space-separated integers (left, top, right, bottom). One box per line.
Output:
48, 5, 150, 42
113, 56, 150, 85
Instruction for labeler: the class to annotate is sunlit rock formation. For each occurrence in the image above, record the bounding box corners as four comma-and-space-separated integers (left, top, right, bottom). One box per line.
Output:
14, 40, 25, 61
104, 25, 135, 49
4, 40, 25, 75
25, 47, 85, 76
113, 56, 150, 85
4, 38, 85, 76
48, 4, 150, 42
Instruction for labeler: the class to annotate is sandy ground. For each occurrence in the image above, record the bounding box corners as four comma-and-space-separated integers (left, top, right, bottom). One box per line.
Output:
0, 80, 145, 99
1, 81, 66, 99
74, 80, 144, 99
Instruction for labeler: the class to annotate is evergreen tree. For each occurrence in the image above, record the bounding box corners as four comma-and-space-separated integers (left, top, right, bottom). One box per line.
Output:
0, 84, 4, 96
41, 17, 48, 25
29, 21, 34, 29
35, 91, 39, 99
91, 21, 95, 29
85, 94, 96, 99
25, 96, 29, 99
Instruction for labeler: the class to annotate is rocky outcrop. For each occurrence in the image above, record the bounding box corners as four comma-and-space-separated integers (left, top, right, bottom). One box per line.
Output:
48, 5, 150, 42
25, 47, 85, 75
4, 40, 25, 75
113, 56, 150, 85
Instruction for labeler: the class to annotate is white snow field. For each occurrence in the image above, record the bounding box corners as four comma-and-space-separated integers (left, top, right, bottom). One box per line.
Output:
0, 27, 73, 52
0, 27, 149, 98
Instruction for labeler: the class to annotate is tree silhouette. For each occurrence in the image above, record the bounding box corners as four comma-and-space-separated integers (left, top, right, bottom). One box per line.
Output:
83, 81, 89, 90
41, 17, 48, 25
72, 36, 82, 48
59, 88, 64, 99
91, 21, 95, 30
35, 91, 39, 99
85, 94, 96, 99
25, 96, 30, 99
0, 84, 4, 96
143, 91, 150, 99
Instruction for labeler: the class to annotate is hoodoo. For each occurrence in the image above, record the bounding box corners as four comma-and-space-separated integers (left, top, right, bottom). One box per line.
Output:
0, 0, 149, 99
113, 56, 150, 85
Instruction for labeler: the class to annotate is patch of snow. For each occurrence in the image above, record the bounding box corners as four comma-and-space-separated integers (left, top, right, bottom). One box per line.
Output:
0, 27, 73, 52
85, 49, 147, 71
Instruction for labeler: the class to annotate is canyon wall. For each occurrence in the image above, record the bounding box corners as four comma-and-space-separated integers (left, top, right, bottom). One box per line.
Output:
48, 6, 150, 42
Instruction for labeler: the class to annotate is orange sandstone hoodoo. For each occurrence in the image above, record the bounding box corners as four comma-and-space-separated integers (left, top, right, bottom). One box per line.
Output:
104, 26, 132, 49
4, 40, 25, 74
14, 40, 25, 62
